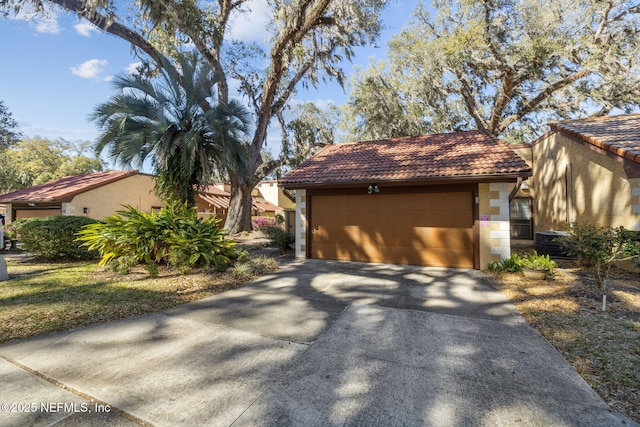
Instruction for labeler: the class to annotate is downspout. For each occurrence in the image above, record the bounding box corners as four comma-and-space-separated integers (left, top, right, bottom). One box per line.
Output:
508, 177, 523, 202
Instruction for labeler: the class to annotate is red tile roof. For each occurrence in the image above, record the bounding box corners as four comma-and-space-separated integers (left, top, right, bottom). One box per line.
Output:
549, 114, 640, 164
280, 130, 531, 187
252, 196, 280, 213
198, 186, 280, 212
0, 171, 139, 203
199, 186, 231, 210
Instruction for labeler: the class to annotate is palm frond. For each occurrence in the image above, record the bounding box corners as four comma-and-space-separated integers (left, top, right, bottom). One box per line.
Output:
92, 50, 252, 205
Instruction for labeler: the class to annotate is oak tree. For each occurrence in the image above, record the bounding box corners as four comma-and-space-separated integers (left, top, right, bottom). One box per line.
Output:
2, 0, 387, 231
345, 0, 640, 143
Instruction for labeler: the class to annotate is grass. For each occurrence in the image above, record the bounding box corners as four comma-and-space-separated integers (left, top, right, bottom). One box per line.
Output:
488, 261, 640, 423
0, 254, 279, 344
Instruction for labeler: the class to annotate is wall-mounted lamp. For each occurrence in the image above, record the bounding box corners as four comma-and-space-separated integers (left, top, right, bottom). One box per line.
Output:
367, 184, 380, 195
83, 207, 90, 214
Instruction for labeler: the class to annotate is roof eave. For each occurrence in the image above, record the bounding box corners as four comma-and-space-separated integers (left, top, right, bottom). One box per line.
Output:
280, 172, 532, 190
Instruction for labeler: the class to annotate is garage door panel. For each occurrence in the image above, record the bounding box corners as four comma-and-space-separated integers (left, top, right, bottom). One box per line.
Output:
316, 209, 471, 229
312, 242, 474, 269
316, 226, 473, 250
311, 191, 475, 268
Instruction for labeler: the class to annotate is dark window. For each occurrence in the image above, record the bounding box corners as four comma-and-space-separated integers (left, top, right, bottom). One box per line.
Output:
510, 198, 533, 239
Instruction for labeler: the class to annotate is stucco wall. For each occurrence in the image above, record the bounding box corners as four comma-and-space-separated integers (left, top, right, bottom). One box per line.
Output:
64, 174, 165, 220
479, 182, 512, 269
256, 181, 296, 210
533, 133, 640, 231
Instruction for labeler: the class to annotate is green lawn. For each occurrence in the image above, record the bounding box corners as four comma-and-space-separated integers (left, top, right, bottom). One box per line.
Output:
0, 257, 276, 344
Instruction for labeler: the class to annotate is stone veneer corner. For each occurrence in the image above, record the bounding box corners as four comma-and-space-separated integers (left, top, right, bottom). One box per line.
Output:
295, 189, 307, 258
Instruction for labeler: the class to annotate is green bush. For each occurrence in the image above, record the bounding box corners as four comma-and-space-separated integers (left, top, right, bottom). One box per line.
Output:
15, 216, 100, 260
558, 224, 640, 291
262, 225, 294, 253
76, 203, 236, 274
14, 216, 98, 260
488, 253, 523, 272
519, 251, 557, 273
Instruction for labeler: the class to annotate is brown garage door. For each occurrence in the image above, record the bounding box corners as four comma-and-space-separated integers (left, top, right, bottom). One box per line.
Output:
310, 191, 475, 268
15, 208, 62, 219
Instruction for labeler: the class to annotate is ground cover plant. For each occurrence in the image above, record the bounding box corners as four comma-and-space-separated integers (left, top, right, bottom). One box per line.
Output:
0, 250, 279, 344
488, 260, 640, 422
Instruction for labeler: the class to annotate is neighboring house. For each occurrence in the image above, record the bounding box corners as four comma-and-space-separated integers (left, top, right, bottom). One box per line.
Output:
0, 171, 165, 222
279, 131, 532, 269
255, 180, 296, 210
195, 184, 281, 226
196, 185, 231, 223
521, 114, 640, 233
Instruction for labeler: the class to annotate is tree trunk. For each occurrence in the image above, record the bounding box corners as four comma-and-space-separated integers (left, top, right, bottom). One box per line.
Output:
224, 172, 255, 234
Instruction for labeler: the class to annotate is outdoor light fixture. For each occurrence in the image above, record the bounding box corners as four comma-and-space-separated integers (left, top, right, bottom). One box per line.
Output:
367, 184, 380, 195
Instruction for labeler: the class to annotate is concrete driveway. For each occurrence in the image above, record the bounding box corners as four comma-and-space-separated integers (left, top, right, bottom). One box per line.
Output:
0, 259, 636, 426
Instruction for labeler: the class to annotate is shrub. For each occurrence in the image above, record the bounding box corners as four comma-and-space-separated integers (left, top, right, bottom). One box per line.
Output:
519, 251, 557, 273
488, 253, 523, 272
252, 216, 276, 231
262, 225, 294, 253
15, 216, 100, 260
76, 203, 236, 274
231, 254, 278, 281
558, 224, 640, 292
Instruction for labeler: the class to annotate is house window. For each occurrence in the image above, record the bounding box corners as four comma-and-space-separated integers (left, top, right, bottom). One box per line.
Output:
510, 198, 533, 239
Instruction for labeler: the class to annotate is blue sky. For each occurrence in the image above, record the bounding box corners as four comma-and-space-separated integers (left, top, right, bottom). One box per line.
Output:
0, 0, 420, 156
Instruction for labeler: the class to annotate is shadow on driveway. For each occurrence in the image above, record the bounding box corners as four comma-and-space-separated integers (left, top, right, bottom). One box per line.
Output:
0, 260, 635, 426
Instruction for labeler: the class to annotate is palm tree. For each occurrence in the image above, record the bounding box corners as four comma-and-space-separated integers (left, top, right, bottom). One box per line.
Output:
92, 51, 251, 206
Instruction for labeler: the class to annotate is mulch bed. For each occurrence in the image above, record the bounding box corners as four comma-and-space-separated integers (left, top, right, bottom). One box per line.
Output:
488, 259, 640, 422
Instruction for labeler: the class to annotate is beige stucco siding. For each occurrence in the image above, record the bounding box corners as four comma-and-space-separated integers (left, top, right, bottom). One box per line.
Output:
533, 133, 640, 231
65, 174, 164, 220
256, 181, 295, 210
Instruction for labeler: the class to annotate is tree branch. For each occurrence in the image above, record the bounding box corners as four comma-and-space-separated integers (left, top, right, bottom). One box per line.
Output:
53, 0, 163, 65
453, 70, 487, 131
253, 0, 332, 153
499, 68, 592, 132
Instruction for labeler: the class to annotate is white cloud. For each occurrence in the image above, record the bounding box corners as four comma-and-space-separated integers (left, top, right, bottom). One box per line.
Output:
125, 62, 143, 74
74, 22, 99, 37
34, 17, 60, 34
70, 59, 108, 79
228, 0, 272, 43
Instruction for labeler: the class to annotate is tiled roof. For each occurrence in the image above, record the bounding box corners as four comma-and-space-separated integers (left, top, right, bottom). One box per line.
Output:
0, 171, 139, 203
549, 114, 640, 164
252, 196, 280, 213
198, 186, 280, 212
280, 130, 531, 187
